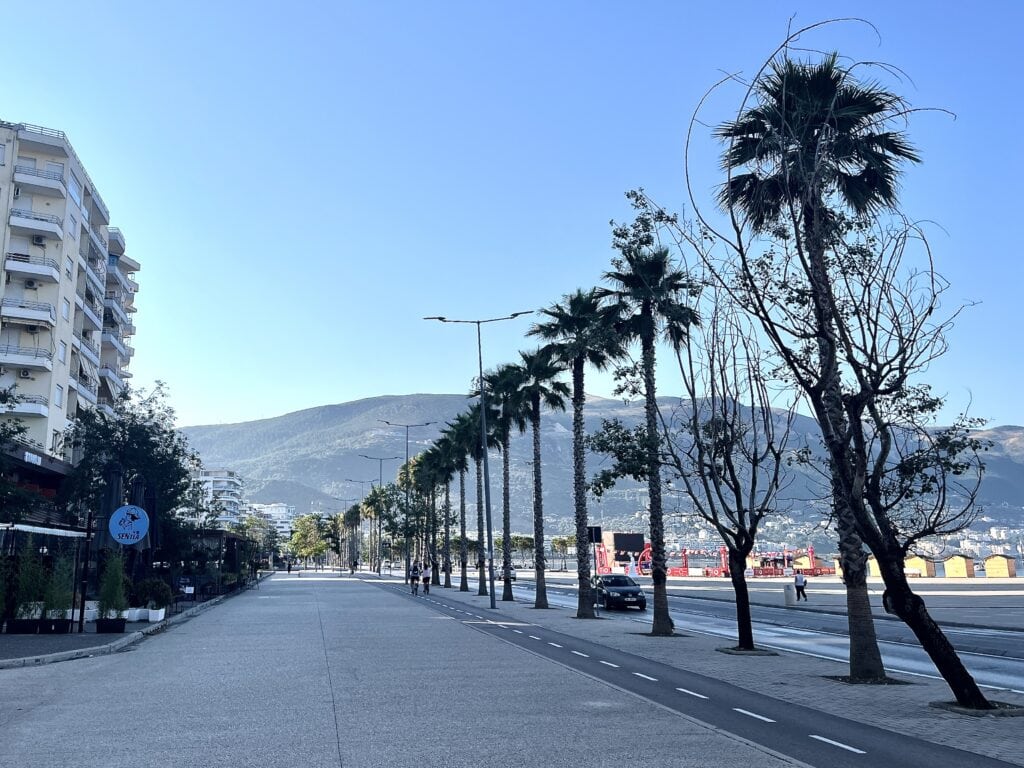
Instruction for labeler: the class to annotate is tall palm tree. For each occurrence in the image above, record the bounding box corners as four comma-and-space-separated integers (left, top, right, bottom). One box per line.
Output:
716, 52, 917, 680
515, 348, 569, 609
483, 364, 529, 602
444, 411, 476, 592
529, 289, 623, 619
600, 246, 698, 636
433, 435, 459, 589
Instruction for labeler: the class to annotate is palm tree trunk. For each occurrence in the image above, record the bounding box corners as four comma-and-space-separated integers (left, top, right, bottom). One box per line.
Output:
459, 468, 469, 592
442, 481, 452, 588
531, 398, 549, 609
728, 547, 754, 650
475, 455, 487, 597
572, 357, 595, 619
431, 487, 440, 586
640, 306, 672, 636
835, 496, 885, 680
501, 433, 514, 602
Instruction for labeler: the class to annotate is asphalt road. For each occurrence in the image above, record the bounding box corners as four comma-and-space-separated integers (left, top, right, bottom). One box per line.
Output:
389, 582, 1019, 768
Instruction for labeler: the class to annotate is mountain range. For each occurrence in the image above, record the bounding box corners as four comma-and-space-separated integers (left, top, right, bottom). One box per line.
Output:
180, 394, 1024, 535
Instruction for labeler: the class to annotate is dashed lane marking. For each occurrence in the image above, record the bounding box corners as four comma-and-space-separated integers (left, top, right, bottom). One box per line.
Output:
529, 635, 541, 640
548, 642, 563, 648
512, 629, 523, 634
676, 687, 709, 699
571, 651, 589, 657
599, 661, 620, 668
734, 708, 775, 723
809, 735, 866, 754
634, 673, 658, 681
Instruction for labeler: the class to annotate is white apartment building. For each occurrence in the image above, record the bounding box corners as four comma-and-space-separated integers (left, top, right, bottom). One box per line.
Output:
250, 502, 297, 538
197, 467, 245, 526
0, 121, 139, 457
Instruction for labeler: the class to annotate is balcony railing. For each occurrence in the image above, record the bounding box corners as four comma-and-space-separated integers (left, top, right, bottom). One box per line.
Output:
10, 208, 63, 228
76, 374, 98, 395
0, 345, 53, 361
74, 331, 100, 357
76, 290, 103, 317
5, 252, 60, 272
89, 226, 107, 252
16, 394, 49, 406
14, 164, 64, 182
0, 298, 56, 322
18, 123, 109, 221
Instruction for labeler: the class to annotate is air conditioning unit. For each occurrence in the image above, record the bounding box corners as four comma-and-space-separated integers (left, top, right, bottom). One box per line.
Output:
24, 279, 37, 290
18, 369, 31, 379
13, 186, 20, 199
24, 325, 39, 334
31, 235, 45, 246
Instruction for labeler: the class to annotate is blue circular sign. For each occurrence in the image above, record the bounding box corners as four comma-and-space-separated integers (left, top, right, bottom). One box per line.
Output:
109, 504, 150, 545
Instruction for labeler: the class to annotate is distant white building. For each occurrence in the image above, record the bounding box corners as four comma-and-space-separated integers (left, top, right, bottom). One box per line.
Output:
196, 467, 245, 527
250, 502, 296, 538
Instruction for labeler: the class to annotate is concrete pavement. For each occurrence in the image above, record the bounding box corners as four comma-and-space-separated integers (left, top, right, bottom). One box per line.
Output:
0, 573, 805, 768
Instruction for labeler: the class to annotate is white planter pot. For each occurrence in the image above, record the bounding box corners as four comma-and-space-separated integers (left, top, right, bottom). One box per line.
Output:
147, 607, 166, 622
84, 608, 98, 622
126, 608, 145, 622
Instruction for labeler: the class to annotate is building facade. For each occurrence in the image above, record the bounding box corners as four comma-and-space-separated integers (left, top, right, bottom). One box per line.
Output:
0, 121, 139, 458
196, 467, 245, 527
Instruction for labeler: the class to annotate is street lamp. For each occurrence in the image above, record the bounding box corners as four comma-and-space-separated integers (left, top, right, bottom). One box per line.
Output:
423, 311, 533, 609
345, 478, 375, 569
358, 454, 400, 573
380, 420, 436, 583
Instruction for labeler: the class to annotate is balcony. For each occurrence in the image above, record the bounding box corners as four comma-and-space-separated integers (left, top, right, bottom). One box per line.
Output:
73, 331, 101, 366
69, 373, 98, 403
84, 259, 105, 296
9, 208, 63, 240
75, 291, 103, 331
4, 252, 60, 283
88, 226, 107, 255
99, 365, 125, 390
4, 394, 49, 418
0, 298, 56, 326
106, 262, 132, 292
104, 291, 130, 326
13, 165, 66, 198
107, 226, 125, 254
102, 327, 127, 356
0, 345, 54, 372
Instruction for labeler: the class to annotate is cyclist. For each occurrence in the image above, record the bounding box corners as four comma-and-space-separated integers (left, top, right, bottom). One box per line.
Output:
410, 562, 421, 595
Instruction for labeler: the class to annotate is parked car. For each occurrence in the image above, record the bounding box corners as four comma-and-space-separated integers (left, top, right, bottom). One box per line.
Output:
592, 574, 646, 611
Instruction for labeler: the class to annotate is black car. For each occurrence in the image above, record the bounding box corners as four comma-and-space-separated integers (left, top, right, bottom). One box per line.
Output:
593, 574, 647, 611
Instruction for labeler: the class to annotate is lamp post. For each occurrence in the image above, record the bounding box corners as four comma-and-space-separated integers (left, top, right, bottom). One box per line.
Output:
359, 454, 400, 574
424, 311, 533, 609
380, 420, 435, 583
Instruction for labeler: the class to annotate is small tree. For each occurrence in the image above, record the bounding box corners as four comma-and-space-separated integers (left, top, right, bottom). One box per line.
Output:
15, 537, 46, 619
98, 551, 128, 619
43, 554, 75, 620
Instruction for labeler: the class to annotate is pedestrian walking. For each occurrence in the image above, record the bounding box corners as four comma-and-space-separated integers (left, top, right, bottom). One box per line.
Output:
794, 570, 808, 601
410, 562, 421, 594
422, 562, 432, 594
287, 561, 292, 574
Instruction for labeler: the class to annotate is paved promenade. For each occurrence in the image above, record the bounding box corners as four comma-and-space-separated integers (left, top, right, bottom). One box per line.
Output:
1, 572, 1022, 767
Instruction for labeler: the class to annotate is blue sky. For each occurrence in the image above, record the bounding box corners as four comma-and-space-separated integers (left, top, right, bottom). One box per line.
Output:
5, 2, 1021, 427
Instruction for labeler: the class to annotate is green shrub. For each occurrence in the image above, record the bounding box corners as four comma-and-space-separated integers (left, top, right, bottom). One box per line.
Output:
43, 555, 75, 619
135, 577, 173, 609
15, 537, 46, 619
98, 551, 128, 619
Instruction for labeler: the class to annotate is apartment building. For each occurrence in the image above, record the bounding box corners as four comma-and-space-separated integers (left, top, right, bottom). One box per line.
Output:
0, 121, 139, 458
196, 467, 246, 526
251, 502, 297, 538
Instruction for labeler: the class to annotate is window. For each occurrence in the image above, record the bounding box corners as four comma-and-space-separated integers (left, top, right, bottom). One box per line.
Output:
51, 430, 61, 453
58, 341, 67, 364
0, 144, 5, 164
54, 385, 63, 408
45, 161, 64, 178
68, 213, 77, 239
16, 155, 35, 169
68, 173, 82, 206
65, 257, 73, 279
62, 298, 70, 320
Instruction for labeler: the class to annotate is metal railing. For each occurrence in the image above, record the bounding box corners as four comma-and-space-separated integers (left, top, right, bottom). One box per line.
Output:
5, 252, 60, 271
17, 123, 109, 221
0, 298, 56, 321
73, 331, 100, 357
0, 344, 53, 360
10, 208, 63, 228
76, 374, 98, 394
14, 164, 65, 182
15, 394, 49, 406
89, 226, 107, 250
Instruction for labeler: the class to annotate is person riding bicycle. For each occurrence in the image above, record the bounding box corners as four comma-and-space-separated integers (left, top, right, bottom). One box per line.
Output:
422, 561, 432, 594
410, 562, 421, 594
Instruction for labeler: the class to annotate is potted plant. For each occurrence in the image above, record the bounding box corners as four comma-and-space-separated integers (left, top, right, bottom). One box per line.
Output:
9, 539, 46, 634
140, 578, 172, 622
96, 551, 128, 633
126, 579, 147, 622
40, 555, 75, 634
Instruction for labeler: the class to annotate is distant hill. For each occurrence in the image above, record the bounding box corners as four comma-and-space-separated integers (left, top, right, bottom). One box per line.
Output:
180, 395, 1024, 534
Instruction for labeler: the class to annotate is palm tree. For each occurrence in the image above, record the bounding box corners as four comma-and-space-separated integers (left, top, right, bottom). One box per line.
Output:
600, 246, 698, 636
433, 435, 459, 589
529, 289, 623, 619
716, 52, 917, 680
515, 348, 569, 609
483, 364, 529, 602
444, 411, 476, 592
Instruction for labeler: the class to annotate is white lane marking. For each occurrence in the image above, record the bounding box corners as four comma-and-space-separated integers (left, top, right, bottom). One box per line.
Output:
733, 708, 775, 723
600, 661, 620, 668
512, 629, 523, 634
529, 635, 541, 640
634, 673, 658, 681
809, 735, 866, 754
571, 651, 589, 657
548, 642, 563, 648
676, 687, 709, 699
